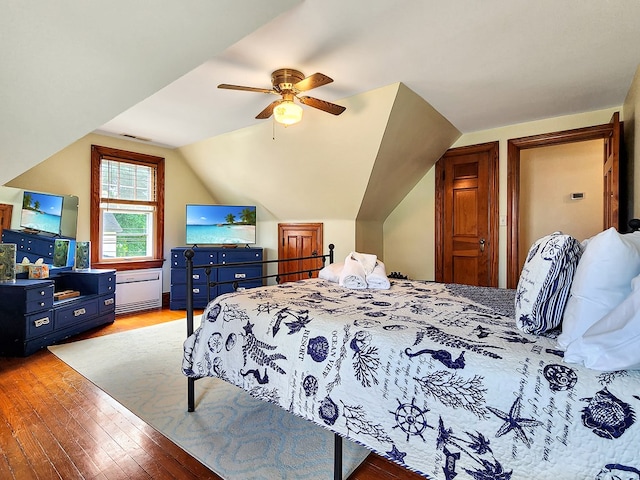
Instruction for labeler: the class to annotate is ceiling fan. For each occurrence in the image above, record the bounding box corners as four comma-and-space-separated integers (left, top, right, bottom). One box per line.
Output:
218, 68, 346, 126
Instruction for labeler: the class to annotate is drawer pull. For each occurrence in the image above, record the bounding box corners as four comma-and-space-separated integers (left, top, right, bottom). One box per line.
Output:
193, 288, 200, 294
40, 290, 46, 296
193, 274, 200, 280
34, 317, 50, 328
234, 273, 246, 279
104, 298, 115, 306
74, 308, 86, 317
39, 302, 46, 307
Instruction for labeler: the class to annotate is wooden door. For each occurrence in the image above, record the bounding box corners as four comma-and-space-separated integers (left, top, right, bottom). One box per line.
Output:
278, 223, 323, 283
435, 142, 498, 286
603, 111, 621, 230
0, 203, 12, 239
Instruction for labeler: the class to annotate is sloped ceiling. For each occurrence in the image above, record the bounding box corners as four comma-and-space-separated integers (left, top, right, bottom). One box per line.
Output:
178, 83, 460, 226
0, 0, 299, 185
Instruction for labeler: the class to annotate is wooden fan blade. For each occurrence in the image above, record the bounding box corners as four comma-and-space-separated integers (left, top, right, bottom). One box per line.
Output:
294, 73, 333, 92
256, 99, 282, 119
298, 96, 346, 115
218, 84, 276, 94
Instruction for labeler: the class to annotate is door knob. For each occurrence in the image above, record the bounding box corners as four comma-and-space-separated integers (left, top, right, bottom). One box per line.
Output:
479, 238, 486, 252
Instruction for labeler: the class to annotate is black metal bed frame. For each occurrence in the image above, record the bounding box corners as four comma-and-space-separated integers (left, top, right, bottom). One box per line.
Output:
183, 244, 345, 479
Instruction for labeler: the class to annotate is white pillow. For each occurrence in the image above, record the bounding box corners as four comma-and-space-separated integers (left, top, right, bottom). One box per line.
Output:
558, 228, 640, 349
514, 232, 583, 334
563, 274, 640, 371
318, 262, 344, 283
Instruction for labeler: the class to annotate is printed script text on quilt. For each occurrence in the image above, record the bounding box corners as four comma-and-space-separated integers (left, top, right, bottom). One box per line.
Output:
183, 279, 640, 479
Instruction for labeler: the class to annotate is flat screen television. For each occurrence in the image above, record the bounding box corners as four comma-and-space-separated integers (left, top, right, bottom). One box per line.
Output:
186, 204, 256, 245
20, 190, 64, 236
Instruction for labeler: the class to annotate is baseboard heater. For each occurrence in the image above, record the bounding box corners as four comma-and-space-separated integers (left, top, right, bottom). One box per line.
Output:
115, 268, 163, 315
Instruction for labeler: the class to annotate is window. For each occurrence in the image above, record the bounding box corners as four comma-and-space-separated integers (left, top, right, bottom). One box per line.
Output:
91, 145, 164, 270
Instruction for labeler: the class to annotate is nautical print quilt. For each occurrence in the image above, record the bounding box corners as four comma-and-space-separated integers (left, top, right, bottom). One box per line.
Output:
182, 279, 640, 479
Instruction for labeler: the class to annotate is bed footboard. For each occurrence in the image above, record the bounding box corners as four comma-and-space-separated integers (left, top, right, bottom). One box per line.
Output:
185, 244, 335, 411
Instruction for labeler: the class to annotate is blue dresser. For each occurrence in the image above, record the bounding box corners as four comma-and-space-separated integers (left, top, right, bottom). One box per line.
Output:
170, 247, 263, 310
0, 269, 116, 356
2, 229, 76, 267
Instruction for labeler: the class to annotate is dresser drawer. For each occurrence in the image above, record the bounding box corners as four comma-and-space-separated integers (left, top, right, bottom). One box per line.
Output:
55, 298, 99, 328
25, 283, 55, 313
170, 284, 213, 303
219, 250, 263, 263
171, 249, 218, 268
0, 280, 54, 314
26, 310, 55, 337
170, 267, 216, 285
218, 280, 263, 296
99, 294, 116, 314
18, 236, 55, 258
218, 266, 262, 283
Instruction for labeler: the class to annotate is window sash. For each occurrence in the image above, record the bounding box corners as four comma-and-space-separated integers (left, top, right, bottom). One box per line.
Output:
90, 145, 164, 270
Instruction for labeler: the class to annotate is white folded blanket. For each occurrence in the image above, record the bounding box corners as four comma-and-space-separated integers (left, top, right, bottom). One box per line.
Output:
366, 261, 390, 290
339, 254, 367, 289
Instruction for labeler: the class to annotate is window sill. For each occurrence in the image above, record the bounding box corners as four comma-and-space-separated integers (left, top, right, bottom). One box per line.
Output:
92, 259, 165, 271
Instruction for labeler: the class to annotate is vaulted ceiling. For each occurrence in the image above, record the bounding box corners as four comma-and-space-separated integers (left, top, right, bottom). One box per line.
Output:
2, 0, 640, 188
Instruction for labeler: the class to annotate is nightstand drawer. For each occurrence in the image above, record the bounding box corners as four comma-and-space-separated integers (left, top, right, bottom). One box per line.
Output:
26, 310, 54, 337
55, 298, 99, 328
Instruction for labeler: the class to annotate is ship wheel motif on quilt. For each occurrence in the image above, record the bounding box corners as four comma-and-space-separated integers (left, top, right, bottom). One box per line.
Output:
391, 397, 434, 441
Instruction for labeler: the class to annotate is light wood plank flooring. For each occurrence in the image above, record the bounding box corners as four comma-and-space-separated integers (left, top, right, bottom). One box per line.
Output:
0, 307, 423, 479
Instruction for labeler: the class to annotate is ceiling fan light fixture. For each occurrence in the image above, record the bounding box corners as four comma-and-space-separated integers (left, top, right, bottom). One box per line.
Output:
273, 100, 303, 126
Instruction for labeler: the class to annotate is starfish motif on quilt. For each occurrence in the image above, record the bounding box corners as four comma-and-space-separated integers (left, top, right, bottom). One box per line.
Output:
241, 320, 287, 375
487, 396, 542, 448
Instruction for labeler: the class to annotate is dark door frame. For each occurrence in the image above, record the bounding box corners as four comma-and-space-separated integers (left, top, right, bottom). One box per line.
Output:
506, 121, 618, 288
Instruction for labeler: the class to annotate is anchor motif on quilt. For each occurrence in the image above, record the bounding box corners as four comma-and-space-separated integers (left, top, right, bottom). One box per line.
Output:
241, 320, 287, 375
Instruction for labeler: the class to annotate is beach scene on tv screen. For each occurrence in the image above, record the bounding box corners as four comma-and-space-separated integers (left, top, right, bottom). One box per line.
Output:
186, 205, 256, 244
21, 192, 63, 234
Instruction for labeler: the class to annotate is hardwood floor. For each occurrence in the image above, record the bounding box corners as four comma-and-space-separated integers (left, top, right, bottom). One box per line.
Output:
0, 307, 423, 480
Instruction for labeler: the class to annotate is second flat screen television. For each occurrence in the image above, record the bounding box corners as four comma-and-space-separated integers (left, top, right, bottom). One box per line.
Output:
20, 190, 64, 236
186, 205, 256, 245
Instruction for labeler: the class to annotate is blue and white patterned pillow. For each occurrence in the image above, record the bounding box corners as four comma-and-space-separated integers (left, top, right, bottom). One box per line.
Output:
515, 232, 583, 334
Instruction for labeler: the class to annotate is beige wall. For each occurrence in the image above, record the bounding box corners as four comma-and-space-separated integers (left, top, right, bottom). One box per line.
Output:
383, 168, 436, 279
177, 83, 459, 267
624, 64, 639, 217
384, 107, 621, 286
5, 133, 216, 291
519, 140, 603, 263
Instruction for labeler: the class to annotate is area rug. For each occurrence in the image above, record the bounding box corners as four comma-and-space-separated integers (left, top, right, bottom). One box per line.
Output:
48, 319, 370, 480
